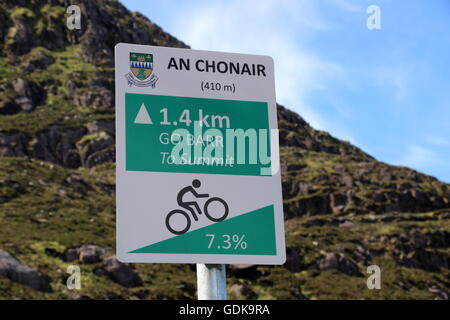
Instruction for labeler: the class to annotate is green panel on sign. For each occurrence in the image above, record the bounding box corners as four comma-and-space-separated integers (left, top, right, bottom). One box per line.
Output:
125, 93, 272, 176
129, 205, 276, 255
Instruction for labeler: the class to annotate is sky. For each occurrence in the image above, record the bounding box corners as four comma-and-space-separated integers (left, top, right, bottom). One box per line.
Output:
122, 0, 450, 183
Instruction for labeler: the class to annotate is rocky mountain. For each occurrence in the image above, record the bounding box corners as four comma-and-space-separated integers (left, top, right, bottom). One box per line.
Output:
0, 0, 449, 300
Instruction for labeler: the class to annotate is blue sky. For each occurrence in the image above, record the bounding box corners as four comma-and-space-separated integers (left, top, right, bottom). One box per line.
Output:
122, 0, 450, 183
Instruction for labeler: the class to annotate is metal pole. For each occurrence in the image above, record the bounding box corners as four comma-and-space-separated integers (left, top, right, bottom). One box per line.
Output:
196, 264, 227, 300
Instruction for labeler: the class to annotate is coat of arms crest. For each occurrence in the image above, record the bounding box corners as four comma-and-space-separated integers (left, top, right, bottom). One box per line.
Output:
125, 52, 158, 87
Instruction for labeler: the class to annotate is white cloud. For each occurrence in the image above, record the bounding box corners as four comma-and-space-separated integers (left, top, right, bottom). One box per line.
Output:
332, 0, 364, 13
425, 135, 450, 146
170, 0, 354, 141
400, 144, 441, 169
374, 65, 411, 101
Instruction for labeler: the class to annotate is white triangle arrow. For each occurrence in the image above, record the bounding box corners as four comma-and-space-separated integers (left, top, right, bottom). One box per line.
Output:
134, 103, 153, 124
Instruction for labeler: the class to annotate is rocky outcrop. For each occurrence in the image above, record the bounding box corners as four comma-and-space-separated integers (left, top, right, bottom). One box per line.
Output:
391, 232, 450, 271
1, 0, 447, 223
4, 12, 36, 56
282, 148, 450, 218
398, 247, 449, 271
101, 256, 142, 288
0, 7, 9, 54
12, 78, 44, 112
0, 78, 44, 115
63, 248, 79, 262
21, 48, 54, 73
0, 0, 449, 300
0, 0, 188, 62
228, 264, 260, 280
30, 125, 86, 168
78, 2, 188, 66
0, 132, 28, 157
0, 249, 50, 291
284, 247, 303, 272
79, 244, 106, 264
62, 245, 142, 288
0, 120, 116, 168
313, 252, 362, 276
230, 283, 253, 298
63, 244, 110, 264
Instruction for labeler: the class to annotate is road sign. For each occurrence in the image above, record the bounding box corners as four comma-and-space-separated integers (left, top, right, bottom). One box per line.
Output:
115, 43, 286, 264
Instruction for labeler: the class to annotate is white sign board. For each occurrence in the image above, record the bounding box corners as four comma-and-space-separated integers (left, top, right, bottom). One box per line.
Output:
115, 43, 285, 264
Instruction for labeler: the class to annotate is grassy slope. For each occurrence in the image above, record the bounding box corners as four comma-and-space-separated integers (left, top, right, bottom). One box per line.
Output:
0, 1, 449, 300
1, 156, 449, 300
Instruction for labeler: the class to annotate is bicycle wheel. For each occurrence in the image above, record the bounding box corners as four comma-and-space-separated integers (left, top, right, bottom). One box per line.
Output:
165, 209, 191, 235
204, 197, 229, 222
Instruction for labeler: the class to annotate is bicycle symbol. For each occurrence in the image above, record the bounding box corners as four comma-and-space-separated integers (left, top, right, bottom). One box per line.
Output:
165, 179, 229, 235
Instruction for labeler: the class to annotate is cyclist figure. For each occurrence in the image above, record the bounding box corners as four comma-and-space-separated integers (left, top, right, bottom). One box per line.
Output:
166, 179, 229, 235
177, 179, 209, 221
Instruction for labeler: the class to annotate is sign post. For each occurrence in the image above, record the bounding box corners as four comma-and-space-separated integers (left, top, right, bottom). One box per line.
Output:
197, 264, 227, 300
115, 43, 286, 299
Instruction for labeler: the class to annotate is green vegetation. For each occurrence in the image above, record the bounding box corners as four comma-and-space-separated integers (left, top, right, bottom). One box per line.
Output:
0, 1, 448, 300
10, 7, 35, 21
0, 157, 448, 300
0, 44, 115, 135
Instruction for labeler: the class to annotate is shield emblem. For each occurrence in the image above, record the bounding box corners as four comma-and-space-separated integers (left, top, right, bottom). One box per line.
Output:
130, 52, 153, 80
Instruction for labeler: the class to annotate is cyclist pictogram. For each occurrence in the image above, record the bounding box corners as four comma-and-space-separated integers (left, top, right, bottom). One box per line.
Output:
165, 179, 229, 235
